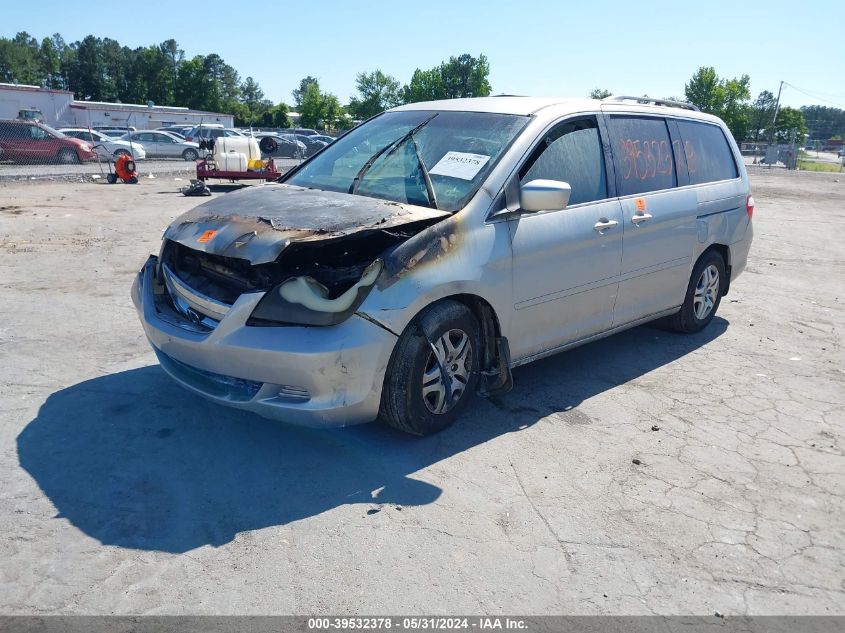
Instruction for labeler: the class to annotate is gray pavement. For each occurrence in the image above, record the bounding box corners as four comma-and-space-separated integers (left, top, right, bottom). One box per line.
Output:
0, 170, 842, 615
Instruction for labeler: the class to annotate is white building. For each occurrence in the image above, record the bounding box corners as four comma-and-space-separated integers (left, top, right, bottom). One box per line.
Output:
0, 83, 234, 129
0, 83, 73, 124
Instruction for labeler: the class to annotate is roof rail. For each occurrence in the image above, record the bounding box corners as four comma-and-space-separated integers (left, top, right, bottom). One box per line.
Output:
602, 95, 700, 112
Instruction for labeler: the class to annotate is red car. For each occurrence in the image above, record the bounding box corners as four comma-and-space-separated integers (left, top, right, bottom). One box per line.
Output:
0, 119, 97, 164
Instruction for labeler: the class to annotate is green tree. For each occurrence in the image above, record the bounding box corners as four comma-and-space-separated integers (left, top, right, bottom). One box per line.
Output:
298, 82, 345, 131
589, 88, 612, 99
292, 76, 319, 109
238, 76, 272, 125
800, 105, 845, 141
684, 66, 751, 141
772, 107, 808, 145
748, 90, 777, 143
0, 32, 42, 85
260, 102, 291, 128
402, 67, 446, 103
440, 53, 491, 98
39, 36, 62, 89
348, 70, 402, 120
402, 53, 491, 103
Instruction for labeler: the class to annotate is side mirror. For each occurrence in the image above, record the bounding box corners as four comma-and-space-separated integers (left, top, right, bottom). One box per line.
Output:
519, 179, 572, 212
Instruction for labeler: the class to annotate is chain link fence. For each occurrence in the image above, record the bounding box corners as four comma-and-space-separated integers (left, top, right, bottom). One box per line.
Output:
0, 119, 324, 182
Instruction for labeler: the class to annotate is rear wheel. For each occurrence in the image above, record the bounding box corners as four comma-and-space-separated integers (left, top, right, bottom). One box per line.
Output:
182, 148, 199, 161
57, 148, 80, 164
668, 250, 726, 333
380, 300, 480, 436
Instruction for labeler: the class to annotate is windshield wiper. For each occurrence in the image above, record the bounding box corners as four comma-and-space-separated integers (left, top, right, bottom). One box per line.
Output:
349, 113, 438, 197
409, 135, 438, 210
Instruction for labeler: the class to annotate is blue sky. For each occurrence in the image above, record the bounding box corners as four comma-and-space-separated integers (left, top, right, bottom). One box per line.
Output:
4, 0, 844, 109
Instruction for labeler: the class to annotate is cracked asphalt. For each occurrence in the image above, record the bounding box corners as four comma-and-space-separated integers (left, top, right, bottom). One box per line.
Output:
0, 168, 842, 615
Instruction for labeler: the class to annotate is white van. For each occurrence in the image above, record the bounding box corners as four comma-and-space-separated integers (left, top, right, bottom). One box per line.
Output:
133, 96, 753, 435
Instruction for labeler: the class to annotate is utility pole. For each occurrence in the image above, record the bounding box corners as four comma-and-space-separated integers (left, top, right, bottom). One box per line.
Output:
770, 80, 784, 145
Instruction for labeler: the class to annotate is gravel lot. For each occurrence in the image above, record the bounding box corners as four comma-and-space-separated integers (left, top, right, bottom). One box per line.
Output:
0, 169, 842, 615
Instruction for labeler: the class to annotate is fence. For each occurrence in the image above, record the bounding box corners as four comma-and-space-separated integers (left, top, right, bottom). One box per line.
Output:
0, 120, 325, 182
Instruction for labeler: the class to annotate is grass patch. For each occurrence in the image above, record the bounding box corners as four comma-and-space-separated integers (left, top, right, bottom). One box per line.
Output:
797, 160, 843, 173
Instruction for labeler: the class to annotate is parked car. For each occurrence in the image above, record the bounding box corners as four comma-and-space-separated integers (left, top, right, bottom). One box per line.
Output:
59, 128, 147, 161
157, 126, 193, 138
290, 127, 319, 137
290, 134, 328, 157
96, 128, 136, 138
255, 133, 307, 158
308, 134, 336, 145
0, 119, 96, 164
183, 126, 244, 143
133, 96, 753, 436
117, 131, 200, 161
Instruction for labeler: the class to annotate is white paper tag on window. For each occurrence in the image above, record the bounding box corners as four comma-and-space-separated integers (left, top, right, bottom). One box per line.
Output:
429, 151, 490, 180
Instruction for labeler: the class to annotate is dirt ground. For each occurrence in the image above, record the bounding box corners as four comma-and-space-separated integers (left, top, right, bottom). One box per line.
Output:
0, 169, 843, 615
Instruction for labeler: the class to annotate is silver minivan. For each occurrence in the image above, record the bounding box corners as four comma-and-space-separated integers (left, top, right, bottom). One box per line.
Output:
132, 96, 754, 435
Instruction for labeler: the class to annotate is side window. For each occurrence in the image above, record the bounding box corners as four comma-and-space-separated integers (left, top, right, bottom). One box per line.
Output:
606, 116, 677, 196
137, 133, 155, 143
30, 126, 51, 140
518, 117, 608, 206
676, 120, 738, 184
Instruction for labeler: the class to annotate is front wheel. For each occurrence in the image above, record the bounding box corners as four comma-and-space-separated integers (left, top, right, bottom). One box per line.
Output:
57, 148, 80, 164
182, 149, 199, 161
668, 251, 726, 333
379, 300, 480, 436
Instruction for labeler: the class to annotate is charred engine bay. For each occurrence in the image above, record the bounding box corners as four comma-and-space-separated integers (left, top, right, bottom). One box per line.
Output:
161, 227, 423, 305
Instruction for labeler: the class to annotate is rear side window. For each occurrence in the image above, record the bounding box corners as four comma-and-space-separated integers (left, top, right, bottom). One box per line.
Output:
519, 117, 608, 206
606, 116, 677, 196
676, 120, 738, 184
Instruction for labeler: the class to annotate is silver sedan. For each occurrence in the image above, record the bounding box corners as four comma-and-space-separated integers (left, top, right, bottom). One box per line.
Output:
118, 131, 200, 161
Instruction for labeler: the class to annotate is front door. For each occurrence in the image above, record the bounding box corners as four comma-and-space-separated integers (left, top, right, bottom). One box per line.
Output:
508, 116, 623, 361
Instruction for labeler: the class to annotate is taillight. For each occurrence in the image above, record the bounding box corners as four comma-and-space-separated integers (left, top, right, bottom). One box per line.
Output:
746, 194, 754, 220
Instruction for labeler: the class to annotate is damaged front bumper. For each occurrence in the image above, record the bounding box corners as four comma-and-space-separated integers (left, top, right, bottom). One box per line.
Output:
131, 255, 397, 427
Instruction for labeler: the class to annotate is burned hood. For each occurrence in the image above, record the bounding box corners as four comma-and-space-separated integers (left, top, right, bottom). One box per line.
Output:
164, 184, 450, 264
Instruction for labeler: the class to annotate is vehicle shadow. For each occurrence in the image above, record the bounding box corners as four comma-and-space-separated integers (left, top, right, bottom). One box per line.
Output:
17, 318, 726, 553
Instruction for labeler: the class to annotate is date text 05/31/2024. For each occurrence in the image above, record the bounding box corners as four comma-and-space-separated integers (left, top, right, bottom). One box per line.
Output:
307, 617, 528, 630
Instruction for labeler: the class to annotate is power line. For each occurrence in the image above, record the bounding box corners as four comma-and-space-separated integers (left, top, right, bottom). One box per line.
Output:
787, 83, 845, 100
783, 83, 845, 108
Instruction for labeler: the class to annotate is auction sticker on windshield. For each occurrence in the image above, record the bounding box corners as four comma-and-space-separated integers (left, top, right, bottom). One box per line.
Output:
429, 151, 490, 180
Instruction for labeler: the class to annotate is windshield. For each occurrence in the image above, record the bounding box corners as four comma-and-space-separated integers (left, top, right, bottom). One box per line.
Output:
285, 110, 529, 212
40, 123, 65, 138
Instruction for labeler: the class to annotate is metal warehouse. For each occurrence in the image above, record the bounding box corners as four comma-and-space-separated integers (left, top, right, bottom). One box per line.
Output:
0, 83, 233, 129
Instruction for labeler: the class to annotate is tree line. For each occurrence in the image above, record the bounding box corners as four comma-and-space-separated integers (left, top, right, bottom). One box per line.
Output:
593, 67, 845, 144
3, 33, 841, 141
0, 32, 491, 130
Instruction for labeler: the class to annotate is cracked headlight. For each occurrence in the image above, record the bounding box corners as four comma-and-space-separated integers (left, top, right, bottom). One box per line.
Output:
248, 260, 382, 327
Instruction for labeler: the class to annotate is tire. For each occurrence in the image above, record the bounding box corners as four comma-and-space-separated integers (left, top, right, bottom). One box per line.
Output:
379, 300, 480, 435
182, 149, 199, 161
667, 250, 726, 333
259, 136, 278, 155
127, 176, 138, 184
57, 148, 80, 164
106, 173, 117, 184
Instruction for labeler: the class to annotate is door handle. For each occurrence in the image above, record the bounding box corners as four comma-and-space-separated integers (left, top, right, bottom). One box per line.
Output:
593, 219, 619, 232
631, 213, 653, 225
